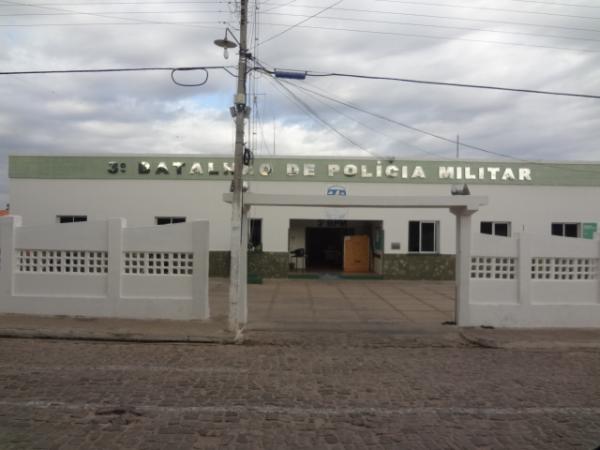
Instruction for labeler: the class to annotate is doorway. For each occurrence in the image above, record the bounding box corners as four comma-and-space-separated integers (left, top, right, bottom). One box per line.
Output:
306, 227, 347, 270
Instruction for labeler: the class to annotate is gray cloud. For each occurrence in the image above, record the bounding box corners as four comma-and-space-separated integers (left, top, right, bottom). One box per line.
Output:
1, 0, 600, 200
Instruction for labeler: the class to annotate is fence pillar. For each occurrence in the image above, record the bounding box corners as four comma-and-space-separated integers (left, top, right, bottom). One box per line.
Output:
517, 233, 531, 305
192, 220, 210, 319
238, 205, 250, 326
451, 207, 475, 326
0, 215, 22, 297
107, 218, 126, 316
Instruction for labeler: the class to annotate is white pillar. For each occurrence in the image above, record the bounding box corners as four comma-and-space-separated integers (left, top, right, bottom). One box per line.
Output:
517, 233, 531, 305
238, 205, 250, 326
451, 207, 474, 326
107, 218, 125, 316
192, 220, 210, 320
0, 215, 22, 298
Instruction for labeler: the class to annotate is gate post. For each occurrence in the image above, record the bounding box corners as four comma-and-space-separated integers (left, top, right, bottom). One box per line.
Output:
0, 215, 21, 298
450, 207, 475, 326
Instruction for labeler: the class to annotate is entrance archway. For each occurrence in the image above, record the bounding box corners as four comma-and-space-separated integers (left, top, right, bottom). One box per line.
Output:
224, 193, 488, 332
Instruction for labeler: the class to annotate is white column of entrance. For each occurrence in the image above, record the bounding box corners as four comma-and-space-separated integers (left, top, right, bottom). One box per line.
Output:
450, 207, 475, 326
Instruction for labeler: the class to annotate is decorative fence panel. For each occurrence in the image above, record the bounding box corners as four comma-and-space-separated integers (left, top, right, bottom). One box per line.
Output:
468, 233, 600, 327
0, 216, 209, 320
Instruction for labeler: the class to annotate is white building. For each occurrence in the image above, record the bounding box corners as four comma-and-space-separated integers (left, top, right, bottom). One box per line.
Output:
8, 154, 600, 280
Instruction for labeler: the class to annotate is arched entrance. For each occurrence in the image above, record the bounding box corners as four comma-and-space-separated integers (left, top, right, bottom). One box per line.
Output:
224, 193, 488, 332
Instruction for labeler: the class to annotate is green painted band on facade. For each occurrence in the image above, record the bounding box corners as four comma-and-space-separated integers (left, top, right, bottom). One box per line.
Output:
10, 155, 600, 186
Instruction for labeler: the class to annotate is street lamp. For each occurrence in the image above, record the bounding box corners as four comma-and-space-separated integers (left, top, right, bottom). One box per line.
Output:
214, 29, 239, 60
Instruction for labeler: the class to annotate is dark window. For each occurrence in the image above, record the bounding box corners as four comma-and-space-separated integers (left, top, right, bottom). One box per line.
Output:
480, 222, 493, 235
481, 221, 510, 237
156, 217, 186, 225
408, 221, 420, 252
495, 223, 509, 237
552, 222, 580, 238
249, 219, 262, 249
57, 215, 87, 223
408, 221, 438, 253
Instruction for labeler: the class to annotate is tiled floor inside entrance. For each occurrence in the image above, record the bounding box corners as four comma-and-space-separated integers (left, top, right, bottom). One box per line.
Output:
210, 279, 455, 326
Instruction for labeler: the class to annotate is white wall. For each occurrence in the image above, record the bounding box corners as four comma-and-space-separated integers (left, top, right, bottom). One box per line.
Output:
11, 178, 600, 255
467, 232, 600, 327
0, 216, 210, 320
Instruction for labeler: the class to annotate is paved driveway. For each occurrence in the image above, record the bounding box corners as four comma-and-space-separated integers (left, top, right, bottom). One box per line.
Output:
210, 279, 455, 326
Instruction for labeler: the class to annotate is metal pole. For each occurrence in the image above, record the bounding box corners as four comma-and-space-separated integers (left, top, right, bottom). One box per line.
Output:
456, 134, 460, 160
228, 0, 249, 332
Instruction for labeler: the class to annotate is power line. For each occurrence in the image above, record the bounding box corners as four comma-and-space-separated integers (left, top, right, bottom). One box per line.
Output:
258, 0, 342, 46
278, 77, 452, 160
258, 12, 600, 44
374, 0, 600, 20
274, 78, 600, 177
0, 0, 226, 29
267, 75, 376, 157
255, 22, 598, 53
510, 0, 600, 7
4, 10, 600, 45
255, 5, 600, 34
0, 65, 234, 86
0, 22, 227, 28
264, 68, 600, 100
0, 1, 227, 4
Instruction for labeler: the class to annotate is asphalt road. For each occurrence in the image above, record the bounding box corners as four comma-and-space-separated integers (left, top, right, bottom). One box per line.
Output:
0, 333, 599, 449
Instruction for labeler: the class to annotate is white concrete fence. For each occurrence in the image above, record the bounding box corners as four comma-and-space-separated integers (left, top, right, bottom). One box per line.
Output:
0, 216, 210, 320
467, 233, 600, 327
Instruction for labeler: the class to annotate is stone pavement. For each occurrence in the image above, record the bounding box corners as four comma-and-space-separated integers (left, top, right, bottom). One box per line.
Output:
0, 336, 599, 449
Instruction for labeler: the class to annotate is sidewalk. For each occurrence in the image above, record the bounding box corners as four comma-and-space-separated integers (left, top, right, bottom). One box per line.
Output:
1, 312, 600, 350
1, 279, 599, 349
0, 314, 237, 344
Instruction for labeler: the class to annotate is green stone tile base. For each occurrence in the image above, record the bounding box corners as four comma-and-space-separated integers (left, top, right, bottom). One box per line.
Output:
210, 251, 455, 280
383, 254, 455, 280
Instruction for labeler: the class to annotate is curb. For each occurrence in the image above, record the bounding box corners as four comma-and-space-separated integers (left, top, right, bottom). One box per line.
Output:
0, 329, 238, 344
459, 330, 600, 351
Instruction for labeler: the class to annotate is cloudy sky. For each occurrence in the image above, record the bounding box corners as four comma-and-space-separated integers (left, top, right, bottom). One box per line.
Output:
2, 0, 600, 206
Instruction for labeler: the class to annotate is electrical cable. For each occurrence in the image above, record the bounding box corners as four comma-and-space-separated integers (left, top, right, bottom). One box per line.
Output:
260, 67, 600, 100
254, 22, 598, 53
277, 77, 452, 160
273, 77, 600, 176
374, 0, 600, 20
510, 0, 600, 7
267, 75, 377, 157
250, 5, 600, 34
170, 67, 209, 86
258, 0, 343, 46
257, 12, 600, 44
0, 0, 228, 30
0, 65, 234, 77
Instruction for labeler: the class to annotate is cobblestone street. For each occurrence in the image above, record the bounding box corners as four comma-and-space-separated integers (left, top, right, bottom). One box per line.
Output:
1, 334, 599, 449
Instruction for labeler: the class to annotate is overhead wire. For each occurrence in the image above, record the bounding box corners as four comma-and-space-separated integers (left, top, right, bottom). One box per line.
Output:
276, 76, 453, 160
254, 22, 598, 53
266, 75, 379, 157
264, 73, 600, 176
257, 12, 600, 44
249, 5, 600, 34
0, 0, 229, 29
374, 0, 600, 20
509, 0, 600, 7
257, 0, 343, 46
261, 67, 600, 100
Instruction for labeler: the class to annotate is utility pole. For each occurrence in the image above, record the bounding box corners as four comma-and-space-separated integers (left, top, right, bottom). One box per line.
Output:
228, 0, 249, 332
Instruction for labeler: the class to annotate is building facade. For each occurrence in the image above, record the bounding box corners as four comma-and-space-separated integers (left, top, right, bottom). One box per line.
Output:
8, 155, 600, 279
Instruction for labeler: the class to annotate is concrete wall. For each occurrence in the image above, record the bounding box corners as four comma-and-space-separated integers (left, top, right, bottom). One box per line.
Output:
0, 216, 210, 320
467, 233, 600, 327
